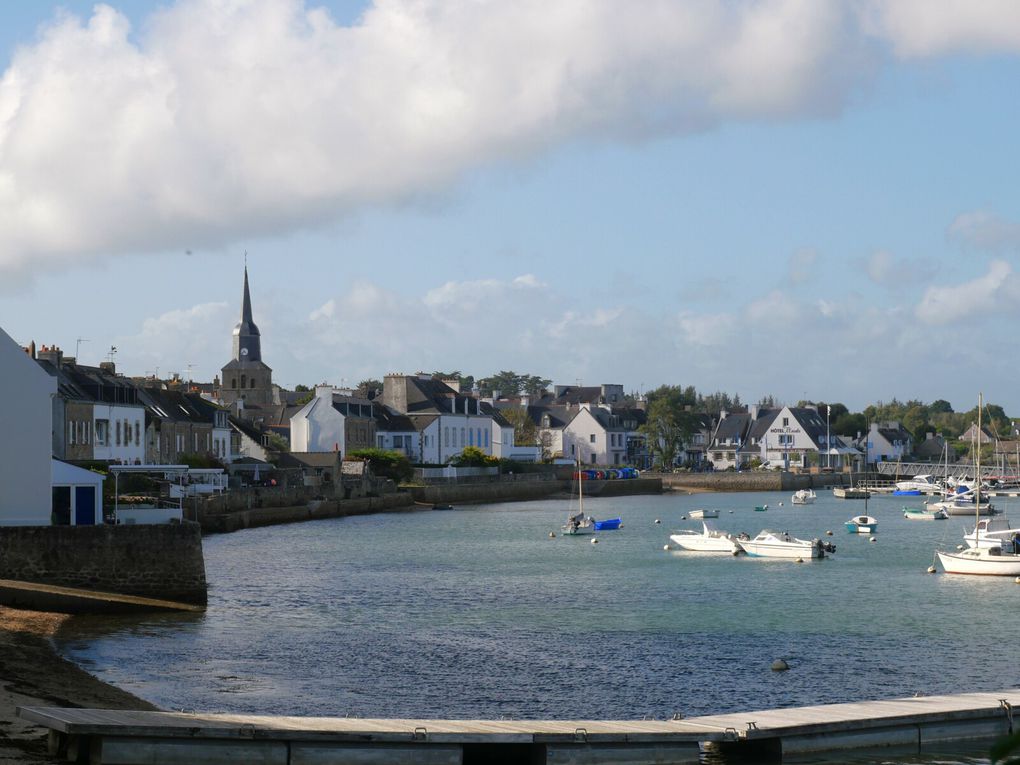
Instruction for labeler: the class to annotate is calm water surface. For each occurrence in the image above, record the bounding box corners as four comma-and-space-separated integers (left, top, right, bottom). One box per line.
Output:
56, 490, 1020, 761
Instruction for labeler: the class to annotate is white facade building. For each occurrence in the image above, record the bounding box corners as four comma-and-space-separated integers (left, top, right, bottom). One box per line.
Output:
89, 403, 146, 464
0, 329, 56, 525
290, 386, 346, 454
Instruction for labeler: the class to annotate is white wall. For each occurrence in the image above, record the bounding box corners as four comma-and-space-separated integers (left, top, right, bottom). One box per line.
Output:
91, 404, 146, 463
0, 328, 56, 525
563, 408, 609, 466
290, 391, 346, 454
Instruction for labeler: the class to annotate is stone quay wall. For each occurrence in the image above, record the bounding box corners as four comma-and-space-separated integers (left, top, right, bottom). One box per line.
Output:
198, 493, 414, 534
658, 472, 847, 493
409, 476, 662, 504
0, 523, 207, 605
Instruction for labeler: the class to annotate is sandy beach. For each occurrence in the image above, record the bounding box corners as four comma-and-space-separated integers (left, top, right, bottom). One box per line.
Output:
0, 607, 156, 764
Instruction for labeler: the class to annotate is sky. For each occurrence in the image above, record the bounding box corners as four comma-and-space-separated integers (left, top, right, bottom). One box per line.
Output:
1, 1, 1019, 413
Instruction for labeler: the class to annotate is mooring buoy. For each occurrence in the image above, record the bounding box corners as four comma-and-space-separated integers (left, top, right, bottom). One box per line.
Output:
771, 659, 790, 672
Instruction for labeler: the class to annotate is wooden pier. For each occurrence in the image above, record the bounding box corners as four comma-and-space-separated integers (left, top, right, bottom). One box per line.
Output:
19, 689, 1020, 764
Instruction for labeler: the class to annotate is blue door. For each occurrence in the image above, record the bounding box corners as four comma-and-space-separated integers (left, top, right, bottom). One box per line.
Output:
74, 486, 96, 525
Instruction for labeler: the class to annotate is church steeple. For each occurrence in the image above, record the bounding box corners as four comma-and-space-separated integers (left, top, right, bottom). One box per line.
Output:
232, 266, 262, 362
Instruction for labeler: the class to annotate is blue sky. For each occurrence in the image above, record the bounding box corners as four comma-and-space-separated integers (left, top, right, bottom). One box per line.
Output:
1, 1, 1019, 413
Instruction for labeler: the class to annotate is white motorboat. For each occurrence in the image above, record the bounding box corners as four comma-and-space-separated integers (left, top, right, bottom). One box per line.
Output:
927, 495, 997, 516
845, 515, 878, 534
737, 529, 829, 559
902, 506, 948, 521
963, 517, 1018, 549
669, 522, 742, 554
791, 489, 816, 505
688, 509, 719, 520
894, 475, 940, 494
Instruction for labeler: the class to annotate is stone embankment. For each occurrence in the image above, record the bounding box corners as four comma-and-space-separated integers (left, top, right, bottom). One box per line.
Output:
656, 471, 848, 493
0, 524, 207, 606
197, 493, 413, 534
408, 476, 662, 505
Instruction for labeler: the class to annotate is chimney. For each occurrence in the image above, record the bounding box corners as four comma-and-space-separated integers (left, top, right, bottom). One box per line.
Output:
315, 384, 334, 399
37, 345, 64, 368
99, 361, 116, 374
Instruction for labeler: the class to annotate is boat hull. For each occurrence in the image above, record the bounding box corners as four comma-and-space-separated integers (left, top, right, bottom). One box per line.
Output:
593, 518, 621, 531
937, 549, 1020, 576
668, 533, 741, 554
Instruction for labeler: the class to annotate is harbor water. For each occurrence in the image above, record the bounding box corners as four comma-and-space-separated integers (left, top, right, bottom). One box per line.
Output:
56, 489, 1020, 761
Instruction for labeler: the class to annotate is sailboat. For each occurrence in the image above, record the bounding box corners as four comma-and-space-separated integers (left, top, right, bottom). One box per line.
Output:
936, 394, 1020, 576
561, 460, 621, 535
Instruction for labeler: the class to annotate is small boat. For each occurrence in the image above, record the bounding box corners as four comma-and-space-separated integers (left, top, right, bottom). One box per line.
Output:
669, 521, 743, 554
927, 496, 998, 516
902, 506, 948, 521
689, 509, 719, 520
562, 512, 595, 535
935, 394, 1020, 576
432, 503, 454, 510
791, 489, 816, 505
937, 545, 1020, 576
754, 504, 768, 512
738, 529, 829, 558
845, 515, 878, 534
895, 475, 940, 494
963, 517, 1017, 549
833, 487, 870, 499
593, 518, 622, 531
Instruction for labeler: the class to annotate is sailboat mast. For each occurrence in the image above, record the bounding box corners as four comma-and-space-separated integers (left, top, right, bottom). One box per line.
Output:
578, 456, 584, 516
976, 393, 982, 541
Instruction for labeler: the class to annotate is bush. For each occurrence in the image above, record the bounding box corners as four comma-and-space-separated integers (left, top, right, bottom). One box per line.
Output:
448, 446, 499, 467
348, 448, 413, 483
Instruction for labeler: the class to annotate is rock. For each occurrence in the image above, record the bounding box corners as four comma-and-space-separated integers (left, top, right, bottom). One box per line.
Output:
771, 659, 790, 672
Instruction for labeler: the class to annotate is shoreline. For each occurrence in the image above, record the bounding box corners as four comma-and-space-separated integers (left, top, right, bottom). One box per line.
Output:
0, 607, 157, 764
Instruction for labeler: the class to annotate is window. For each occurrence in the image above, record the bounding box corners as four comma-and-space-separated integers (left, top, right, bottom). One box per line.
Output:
135, 422, 140, 444
484, 431, 489, 447
241, 374, 247, 388
68, 421, 75, 445
250, 377, 256, 389
444, 427, 449, 447
590, 452, 596, 463
95, 420, 109, 446
116, 420, 121, 446
231, 378, 236, 388
590, 434, 596, 443
782, 417, 789, 427
125, 419, 132, 445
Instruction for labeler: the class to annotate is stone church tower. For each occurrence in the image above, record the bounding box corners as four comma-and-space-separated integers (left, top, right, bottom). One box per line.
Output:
220, 267, 274, 408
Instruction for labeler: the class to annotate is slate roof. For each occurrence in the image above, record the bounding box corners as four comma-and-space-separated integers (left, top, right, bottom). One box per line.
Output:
392, 377, 485, 416
37, 360, 142, 407
373, 405, 417, 433
744, 408, 779, 445
713, 413, 751, 444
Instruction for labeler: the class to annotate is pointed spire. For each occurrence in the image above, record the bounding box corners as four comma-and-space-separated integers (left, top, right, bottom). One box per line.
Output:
232, 262, 261, 362
241, 265, 254, 326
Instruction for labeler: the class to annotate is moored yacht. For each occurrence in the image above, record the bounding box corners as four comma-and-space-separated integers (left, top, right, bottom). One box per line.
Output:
737, 529, 830, 558
669, 521, 743, 554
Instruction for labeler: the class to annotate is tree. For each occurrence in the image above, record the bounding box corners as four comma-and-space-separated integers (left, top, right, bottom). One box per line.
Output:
355, 379, 383, 400
294, 384, 311, 392
832, 413, 867, 437
639, 385, 698, 468
477, 371, 551, 398
348, 448, 413, 482
499, 407, 538, 446
930, 399, 954, 414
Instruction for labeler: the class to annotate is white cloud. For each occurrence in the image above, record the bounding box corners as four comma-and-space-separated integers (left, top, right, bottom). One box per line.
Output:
0, 0, 890, 277
746, 290, 800, 323
948, 211, 1020, 251
862, 0, 1020, 57
864, 249, 939, 287
116, 300, 231, 377
915, 260, 1020, 325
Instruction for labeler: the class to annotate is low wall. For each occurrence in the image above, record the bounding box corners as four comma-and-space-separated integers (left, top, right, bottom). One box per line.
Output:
198, 493, 414, 534
658, 472, 847, 493
409, 477, 662, 504
0, 523, 207, 605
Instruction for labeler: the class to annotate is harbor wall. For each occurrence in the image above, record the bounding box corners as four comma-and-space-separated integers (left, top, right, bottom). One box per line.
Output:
197, 493, 414, 534
658, 472, 847, 493
408, 477, 662, 505
0, 523, 207, 605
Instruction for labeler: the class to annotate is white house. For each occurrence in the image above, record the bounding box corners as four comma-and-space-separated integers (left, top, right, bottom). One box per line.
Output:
0, 330, 56, 525
381, 374, 502, 464
561, 405, 629, 466
291, 386, 346, 453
